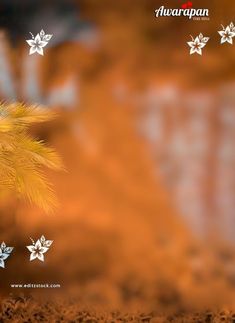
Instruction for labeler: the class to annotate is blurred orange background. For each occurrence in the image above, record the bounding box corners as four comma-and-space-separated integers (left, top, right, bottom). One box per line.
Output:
0, 0, 235, 312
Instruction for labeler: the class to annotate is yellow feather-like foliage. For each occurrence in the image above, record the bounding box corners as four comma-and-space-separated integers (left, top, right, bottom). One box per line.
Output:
0, 102, 63, 213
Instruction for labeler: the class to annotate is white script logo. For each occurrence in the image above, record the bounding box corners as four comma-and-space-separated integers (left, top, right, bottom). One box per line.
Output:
155, 6, 209, 20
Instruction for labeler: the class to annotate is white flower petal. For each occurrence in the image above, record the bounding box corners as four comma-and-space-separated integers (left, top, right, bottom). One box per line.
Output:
34, 34, 41, 42
202, 37, 209, 43
190, 47, 196, 55
0, 253, 9, 260
5, 247, 13, 254
225, 26, 231, 34
41, 235, 46, 243
198, 42, 206, 49
1, 242, 6, 250
40, 247, 49, 254
187, 41, 195, 48
40, 29, 45, 37
30, 251, 37, 261
0, 259, 5, 268
26, 39, 35, 46
27, 245, 35, 252
35, 240, 42, 249
44, 34, 52, 41
221, 37, 226, 44
39, 41, 48, 48
37, 253, 44, 262
29, 46, 37, 55
36, 46, 44, 56
218, 30, 224, 37
44, 240, 53, 248
195, 48, 202, 55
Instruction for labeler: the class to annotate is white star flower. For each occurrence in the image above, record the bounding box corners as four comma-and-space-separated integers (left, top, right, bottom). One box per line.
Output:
26, 30, 53, 56
27, 236, 53, 262
187, 33, 209, 56
26, 34, 48, 56
218, 24, 235, 44
0, 242, 13, 269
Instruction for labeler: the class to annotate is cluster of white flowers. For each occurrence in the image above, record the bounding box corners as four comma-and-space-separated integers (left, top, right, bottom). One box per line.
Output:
0, 236, 53, 268
188, 22, 235, 55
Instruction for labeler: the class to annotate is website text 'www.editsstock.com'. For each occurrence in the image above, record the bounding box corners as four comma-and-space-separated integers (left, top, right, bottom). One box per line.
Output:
10, 283, 61, 289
